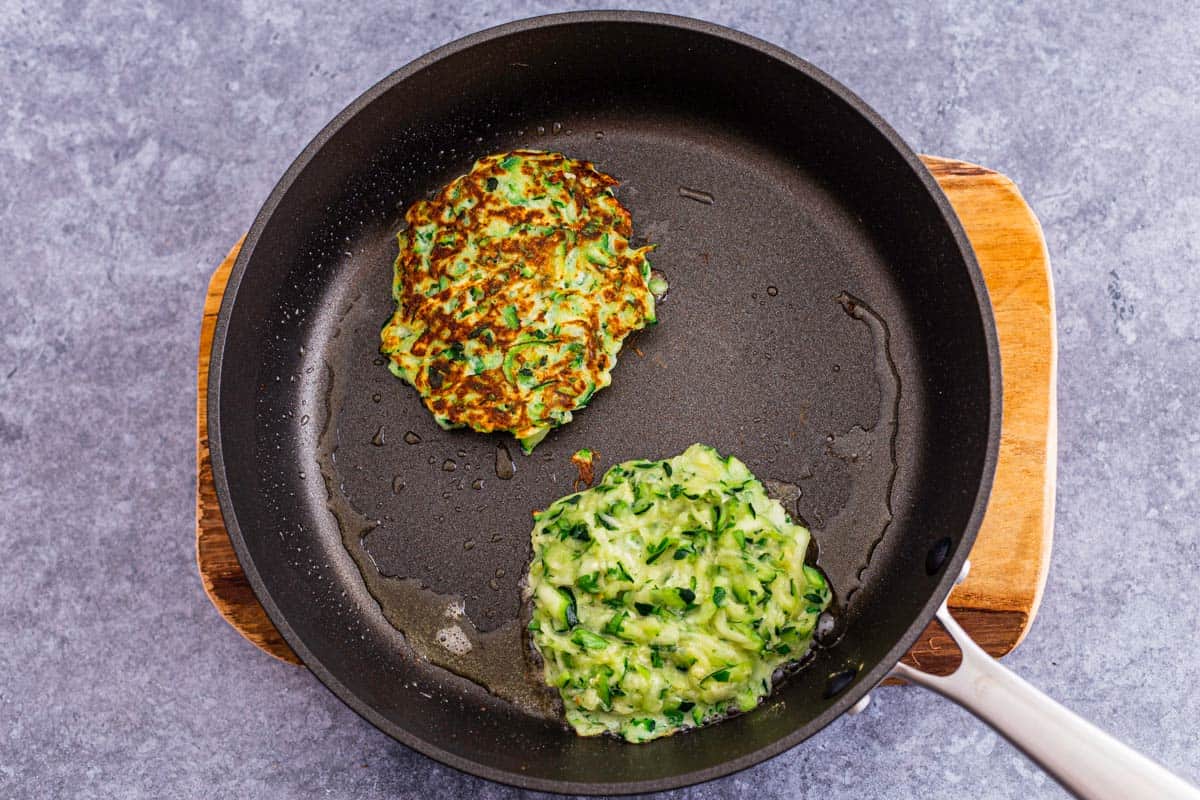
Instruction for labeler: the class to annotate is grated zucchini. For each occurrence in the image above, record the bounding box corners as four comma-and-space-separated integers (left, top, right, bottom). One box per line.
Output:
526, 443, 831, 742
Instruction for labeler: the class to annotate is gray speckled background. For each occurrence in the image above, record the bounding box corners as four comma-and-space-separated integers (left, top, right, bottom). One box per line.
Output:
2, 1, 1198, 798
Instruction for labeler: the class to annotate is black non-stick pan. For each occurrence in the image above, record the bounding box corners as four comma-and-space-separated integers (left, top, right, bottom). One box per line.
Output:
208, 12, 1199, 798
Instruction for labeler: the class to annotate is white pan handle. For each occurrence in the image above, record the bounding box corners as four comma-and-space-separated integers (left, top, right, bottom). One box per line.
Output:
890, 564, 1200, 800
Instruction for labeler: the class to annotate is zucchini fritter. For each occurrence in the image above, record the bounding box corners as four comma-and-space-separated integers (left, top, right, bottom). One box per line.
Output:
527, 444, 831, 742
381, 151, 659, 452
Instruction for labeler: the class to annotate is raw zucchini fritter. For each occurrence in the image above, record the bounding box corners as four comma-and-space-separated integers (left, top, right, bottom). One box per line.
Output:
380, 151, 659, 452
526, 444, 832, 742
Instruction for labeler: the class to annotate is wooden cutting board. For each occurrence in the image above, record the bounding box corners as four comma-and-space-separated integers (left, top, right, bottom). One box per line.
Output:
196, 155, 1056, 675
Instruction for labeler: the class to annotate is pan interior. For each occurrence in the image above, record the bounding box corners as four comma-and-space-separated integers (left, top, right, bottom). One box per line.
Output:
214, 16, 995, 793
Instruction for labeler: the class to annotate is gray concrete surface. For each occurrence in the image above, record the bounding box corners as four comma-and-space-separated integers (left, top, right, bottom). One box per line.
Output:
2, 1, 1198, 798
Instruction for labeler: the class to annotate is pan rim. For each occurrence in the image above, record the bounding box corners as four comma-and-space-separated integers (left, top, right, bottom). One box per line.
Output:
208, 10, 1002, 795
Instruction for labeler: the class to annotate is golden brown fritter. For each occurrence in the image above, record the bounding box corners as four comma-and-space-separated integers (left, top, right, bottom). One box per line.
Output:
380, 150, 660, 452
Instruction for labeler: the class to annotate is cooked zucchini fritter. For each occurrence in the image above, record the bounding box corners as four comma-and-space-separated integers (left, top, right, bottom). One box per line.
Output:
380, 151, 660, 452
526, 444, 832, 742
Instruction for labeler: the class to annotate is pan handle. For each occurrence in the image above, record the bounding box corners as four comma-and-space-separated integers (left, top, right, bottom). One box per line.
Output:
890, 565, 1200, 800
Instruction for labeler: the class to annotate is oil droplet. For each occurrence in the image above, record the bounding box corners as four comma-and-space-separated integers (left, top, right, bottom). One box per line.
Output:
678, 186, 715, 205
457, 449, 467, 458
300, 415, 310, 426
816, 611, 839, 644
495, 443, 516, 480
442, 459, 457, 472
536, 125, 546, 135
372, 356, 385, 366
371, 426, 386, 446
488, 579, 500, 591
441, 491, 451, 500
551, 121, 562, 134
594, 131, 604, 140
435, 625, 472, 656
463, 539, 476, 550
392, 476, 406, 493
372, 393, 382, 403
471, 478, 484, 490
495, 568, 506, 578
298, 471, 306, 480
403, 431, 421, 444
767, 285, 779, 297
833, 364, 841, 373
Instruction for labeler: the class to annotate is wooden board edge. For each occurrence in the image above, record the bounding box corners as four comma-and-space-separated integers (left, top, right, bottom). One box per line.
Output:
919, 154, 998, 179
998, 185, 1057, 649
196, 238, 301, 664
921, 155, 1057, 648
886, 607, 1030, 681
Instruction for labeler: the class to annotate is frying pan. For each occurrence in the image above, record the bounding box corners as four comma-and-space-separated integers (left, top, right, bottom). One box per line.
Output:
208, 12, 1199, 797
